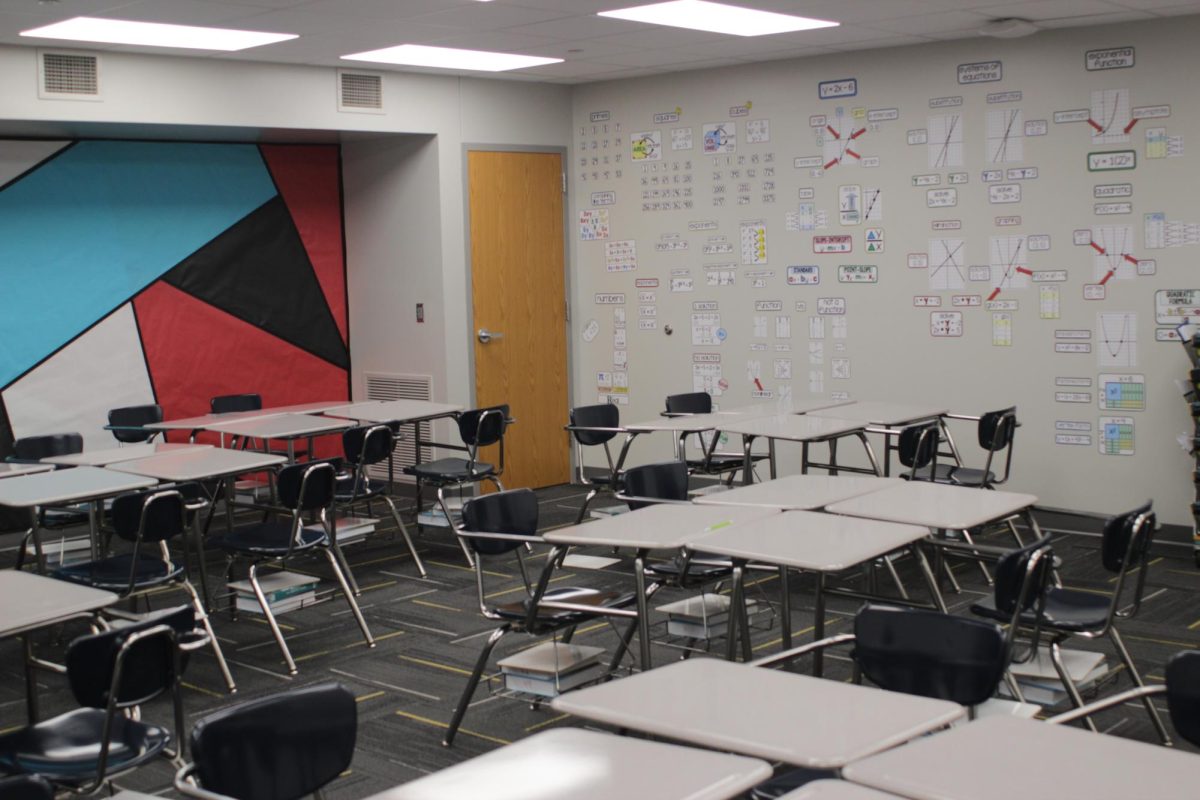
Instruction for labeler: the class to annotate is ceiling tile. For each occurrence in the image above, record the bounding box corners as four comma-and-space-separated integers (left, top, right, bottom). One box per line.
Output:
410, 2, 572, 30
972, 0, 1131, 20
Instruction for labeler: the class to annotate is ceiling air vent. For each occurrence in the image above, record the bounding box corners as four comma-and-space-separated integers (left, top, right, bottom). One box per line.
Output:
337, 70, 383, 113
38, 50, 101, 100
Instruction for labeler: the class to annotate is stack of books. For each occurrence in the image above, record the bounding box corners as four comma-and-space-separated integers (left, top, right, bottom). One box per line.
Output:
658, 593, 758, 639
1000, 648, 1110, 707
416, 497, 464, 528
497, 642, 606, 698
228, 570, 319, 615
304, 515, 377, 545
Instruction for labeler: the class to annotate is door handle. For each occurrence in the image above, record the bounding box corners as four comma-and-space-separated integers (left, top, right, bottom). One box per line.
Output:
477, 328, 505, 344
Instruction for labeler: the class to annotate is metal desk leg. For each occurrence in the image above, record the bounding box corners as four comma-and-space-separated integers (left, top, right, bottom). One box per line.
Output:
779, 565, 792, 650
767, 438, 777, 480
634, 550, 652, 670
725, 562, 745, 661
742, 434, 755, 486
813, 572, 827, 677
88, 501, 101, 560
858, 432, 883, 477
913, 543, 947, 612
801, 442, 810, 475
23, 635, 39, 722
28, 508, 46, 574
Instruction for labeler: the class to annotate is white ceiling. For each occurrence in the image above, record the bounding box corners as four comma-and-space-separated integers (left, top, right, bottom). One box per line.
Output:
1, 0, 1198, 84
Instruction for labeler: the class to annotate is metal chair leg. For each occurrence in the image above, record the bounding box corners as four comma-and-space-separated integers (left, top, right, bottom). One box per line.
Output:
882, 555, 909, 600
606, 619, 639, 675
444, 626, 509, 747
958, 527, 994, 585
322, 548, 375, 649
382, 495, 427, 578
575, 488, 599, 525
437, 487, 476, 567
182, 579, 236, 693
1049, 640, 1097, 732
1110, 626, 1172, 745
249, 562, 297, 675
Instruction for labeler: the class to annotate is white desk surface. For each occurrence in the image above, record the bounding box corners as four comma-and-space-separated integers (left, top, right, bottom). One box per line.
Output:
107, 448, 286, 481
146, 408, 283, 430
369, 727, 771, 800
323, 399, 463, 423
0, 466, 157, 508
544, 502, 778, 550
0, 571, 117, 637
552, 659, 965, 768
0, 462, 55, 478
717, 414, 868, 441
826, 481, 1038, 531
43, 442, 211, 467
259, 400, 354, 415
780, 781, 908, 800
843, 715, 1200, 800
625, 411, 748, 433
809, 402, 949, 426
694, 475, 901, 511
718, 399, 857, 416
689, 510, 928, 572
203, 413, 352, 438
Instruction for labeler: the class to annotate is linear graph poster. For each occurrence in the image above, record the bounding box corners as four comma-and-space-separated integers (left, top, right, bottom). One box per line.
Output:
570, 17, 1200, 524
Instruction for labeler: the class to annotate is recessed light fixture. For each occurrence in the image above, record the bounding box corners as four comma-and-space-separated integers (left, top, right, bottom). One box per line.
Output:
598, 0, 838, 37
341, 44, 562, 72
20, 16, 297, 50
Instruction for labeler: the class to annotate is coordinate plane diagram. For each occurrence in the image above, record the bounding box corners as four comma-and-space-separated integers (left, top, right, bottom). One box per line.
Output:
1089, 89, 1132, 144
1097, 311, 1137, 369
929, 238, 966, 290
928, 114, 963, 168
987, 108, 1023, 163
1091, 225, 1139, 284
823, 111, 867, 170
988, 235, 1030, 301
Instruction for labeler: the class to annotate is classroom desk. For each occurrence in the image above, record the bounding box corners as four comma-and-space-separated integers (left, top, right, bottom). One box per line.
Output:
809, 402, 952, 476
323, 398, 463, 424
146, 408, 282, 440
619, 408, 775, 471
42, 442, 211, 467
0, 462, 55, 478
779, 782, 908, 800
717, 414, 882, 482
204, 413, 352, 460
0, 571, 117, 721
367, 727, 772, 800
0, 466, 158, 566
543, 503, 778, 669
720, 398, 857, 416
552, 658, 965, 769
693, 474, 900, 511
689, 510, 940, 670
842, 715, 1198, 800
108, 448, 288, 608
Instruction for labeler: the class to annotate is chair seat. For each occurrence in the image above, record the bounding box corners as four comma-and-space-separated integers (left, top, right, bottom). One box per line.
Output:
335, 473, 388, 503
645, 553, 733, 582
210, 521, 326, 556
908, 463, 957, 482
54, 554, 183, 591
0, 708, 170, 785
491, 586, 637, 624
947, 466, 996, 487
404, 458, 496, 484
686, 452, 767, 474
972, 586, 1108, 633
748, 767, 838, 800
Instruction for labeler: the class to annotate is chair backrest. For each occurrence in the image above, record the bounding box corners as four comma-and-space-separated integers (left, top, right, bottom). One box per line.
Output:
1100, 501, 1154, 574
277, 460, 340, 512
108, 404, 164, 443
211, 393, 263, 414
0, 775, 54, 800
461, 488, 539, 557
66, 605, 190, 709
852, 605, 1007, 707
665, 391, 712, 415
188, 682, 356, 800
457, 405, 509, 447
111, 489, 186, 544
978, 407, 1017, 451
343, 424, 394, 467
897, 422, 939, 476
991, 536, 1055, 617
1165, 651, 1200, 747
621, 460, 689, 509
12, 432, 83, 460
570, 403, 620, 446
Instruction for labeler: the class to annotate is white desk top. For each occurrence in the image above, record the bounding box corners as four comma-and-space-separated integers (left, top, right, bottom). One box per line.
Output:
694, 475, 901, 511
780, 781, 907, 800
718, 414, 868, 441
146, 408, 283, 430
826, 481, 1038, 531
690, 510, 928, 571
625, 411, 745, 433
43, 442, 211, 467
323, 399, 463, 423
809, 401, 949, 426
107, 448, 286, 481
843, 715, 1200, 800
369, 727, 771, 800
203, 413, 352, 438
544, 502, 778, 550
0, 466, 157, 508
0, 571, 118, 637
552, 659, 965, 768
0, 462, 55, 478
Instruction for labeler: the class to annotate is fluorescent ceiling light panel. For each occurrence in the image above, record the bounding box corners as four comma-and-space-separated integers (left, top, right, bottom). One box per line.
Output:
598, 0, 838, 36
341, 44, 561, 72
20, 16, 296, 51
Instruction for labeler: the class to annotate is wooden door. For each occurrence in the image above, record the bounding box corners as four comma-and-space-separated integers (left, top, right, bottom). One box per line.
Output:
468, 150, 569, 489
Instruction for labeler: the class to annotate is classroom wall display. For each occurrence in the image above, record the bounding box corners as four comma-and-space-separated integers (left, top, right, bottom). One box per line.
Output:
570, 18, 1200, 525
0, 140, 349, 454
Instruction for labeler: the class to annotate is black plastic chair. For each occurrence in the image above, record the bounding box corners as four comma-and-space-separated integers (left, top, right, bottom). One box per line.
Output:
566, 403, 626, 524
210, 394, 262, 414
174, 682, 356, 800
1049, 650, 1200, 747
749, 604, 1013, 798
935, 406, 1018, 488
443, 488, 638, 747
9, 432, 84, 463
0, 607, 189, 795
664, 392, 768, 484
53, 487, 236, 693
106, 404, 164, 444
10, 432, 89, 571
0, 775, 54, 800
210, 460, 374, 675
896, 421, 940, 481
405, 404, 512, 565
337, 423, 426, 577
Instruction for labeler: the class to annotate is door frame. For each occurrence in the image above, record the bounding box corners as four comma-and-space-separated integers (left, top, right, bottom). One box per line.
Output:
460, 144, 575, 480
